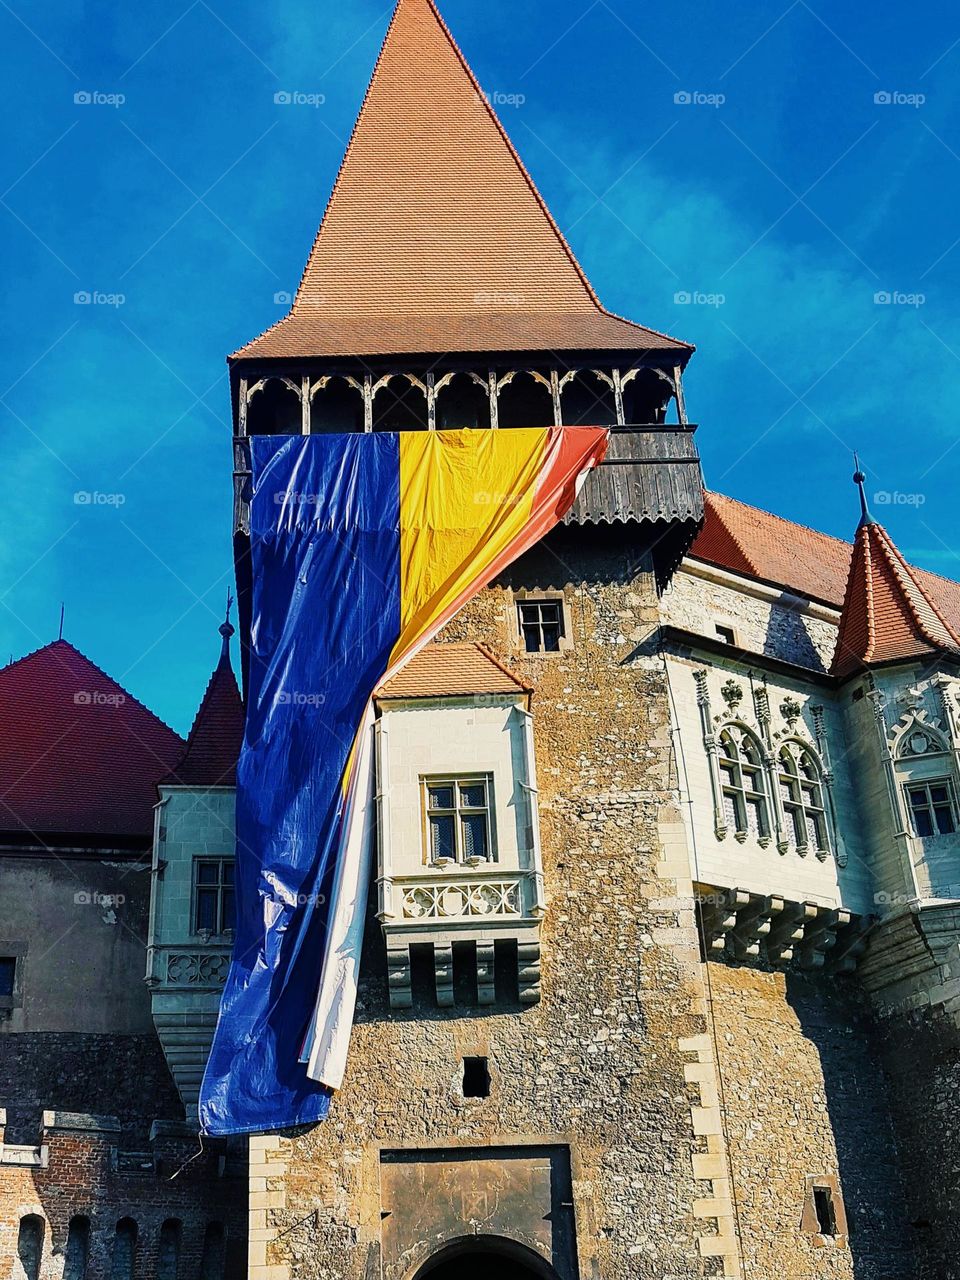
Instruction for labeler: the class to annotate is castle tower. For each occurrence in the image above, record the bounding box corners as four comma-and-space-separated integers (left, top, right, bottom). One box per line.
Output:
226, 2, 726, 1279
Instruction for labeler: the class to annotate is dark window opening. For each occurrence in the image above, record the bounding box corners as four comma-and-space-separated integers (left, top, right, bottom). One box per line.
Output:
496, 371, 554, 428
200, 1223, 225, 1280
64, 1216, 90, 1280
715, 625, 736, 645
158, 1219, 182, 1280
111, 1218, 138, 1280
560, 371, 618, 426
621, 367, 673, 424
246, 379, 301, 436
462, 1056, 490, 1098
0, 955, 16, 999
194, 858, 235, 935
436, 373, 490, 430
17, 1215, 44, 1280
907, 781, 957, 837
372, 376, 428, 431
852, 686, 865, 702
813, 1186, 837, 1236
309, 376, 364, 433
518, 599, 564, 653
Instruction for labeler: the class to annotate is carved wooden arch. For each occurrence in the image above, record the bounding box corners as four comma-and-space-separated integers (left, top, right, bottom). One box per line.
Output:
433, 370, 491, 398
307, 374, 365, 402
619, 365, 677, 393
245, 375, 302, 402
371, 371, 429, 401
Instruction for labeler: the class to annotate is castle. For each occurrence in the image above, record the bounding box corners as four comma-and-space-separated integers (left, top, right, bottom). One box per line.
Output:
2, 0, 959, 1277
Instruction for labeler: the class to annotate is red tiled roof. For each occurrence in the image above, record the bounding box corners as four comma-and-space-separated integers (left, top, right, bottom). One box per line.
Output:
690, 493, 960, 635
832, 520, 960, 678
164, 636, 244, 787
377, 642, 531, 699
0, 640, 184, 842
232, 0, 691, 362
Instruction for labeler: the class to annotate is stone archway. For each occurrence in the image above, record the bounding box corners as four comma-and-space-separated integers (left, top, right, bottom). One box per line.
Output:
413, 1236, 559, 1280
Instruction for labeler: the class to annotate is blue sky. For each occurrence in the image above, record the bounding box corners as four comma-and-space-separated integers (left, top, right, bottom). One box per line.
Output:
2, 0, 960, 732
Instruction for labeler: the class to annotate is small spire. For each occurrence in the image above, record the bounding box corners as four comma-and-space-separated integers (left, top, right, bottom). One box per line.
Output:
219, 590, 235, 659
58, 603, 64, 642
852, 453, 875, 527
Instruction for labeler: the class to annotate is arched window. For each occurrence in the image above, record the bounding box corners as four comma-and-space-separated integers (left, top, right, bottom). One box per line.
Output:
372, 375, 428, 431
246, 378, 302, 435
309, 376, 364, 433
111, 1218, 138, 1280
64, 1216, 91, 1280
718, 726, 770, 840
158, 1219, 182, 1280
496, 371, 554, 428
16, 1215, 44, 1280
620, 366, 674, 424
779, 742, 829, 855
200, 1223, 225, 1280
435, 372, 490, 430
559, 370, 618, 425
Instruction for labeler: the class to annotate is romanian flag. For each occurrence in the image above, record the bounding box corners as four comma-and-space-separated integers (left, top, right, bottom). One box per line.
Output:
199, 427, 607, 1136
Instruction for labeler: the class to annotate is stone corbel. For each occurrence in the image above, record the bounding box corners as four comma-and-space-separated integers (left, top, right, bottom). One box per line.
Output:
698, 887, 750, 955
730, 893, 784, 962
766, 901, 819, 965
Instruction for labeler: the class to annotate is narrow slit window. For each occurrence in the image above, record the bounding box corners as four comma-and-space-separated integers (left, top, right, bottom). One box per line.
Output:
64, 1216, 90, 1280
0, 956, 16, 1000
813, 1185, 837, 1236
17, 1216, 44, 1280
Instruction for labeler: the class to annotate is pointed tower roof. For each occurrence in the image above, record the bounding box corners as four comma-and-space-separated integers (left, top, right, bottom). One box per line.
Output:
233, 0, 691, 362
832, 470, 960, 678
164, 615, 245, 787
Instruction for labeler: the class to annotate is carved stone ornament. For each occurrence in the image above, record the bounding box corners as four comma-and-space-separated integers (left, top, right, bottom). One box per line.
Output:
780, 696, 803, 728
721, 679, 743, 710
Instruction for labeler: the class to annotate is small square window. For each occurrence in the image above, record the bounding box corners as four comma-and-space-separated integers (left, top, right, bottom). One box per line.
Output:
518, 599, 565, 653
813, 1186, 837, 1236
906, 781, 958, 838
715, 624, 736, 645
462, 1056, 490, 1098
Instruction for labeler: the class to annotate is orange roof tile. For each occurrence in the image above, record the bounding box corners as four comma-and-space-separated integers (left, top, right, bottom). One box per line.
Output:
377, 642, 531, 699
832, 520, 960, 678
232, 0, 691, 361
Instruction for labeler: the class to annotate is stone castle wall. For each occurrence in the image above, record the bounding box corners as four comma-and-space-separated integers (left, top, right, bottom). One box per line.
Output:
257, 532, 732, 1280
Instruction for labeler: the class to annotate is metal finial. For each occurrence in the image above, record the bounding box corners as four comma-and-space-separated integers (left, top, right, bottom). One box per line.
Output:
852, 453, 874, 527
58, 603, 64, 642
219, 590, 235, 656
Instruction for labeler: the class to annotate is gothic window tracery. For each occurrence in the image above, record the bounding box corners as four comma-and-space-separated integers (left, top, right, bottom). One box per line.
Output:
778, 741, 829, 855
717, 726, 770, 841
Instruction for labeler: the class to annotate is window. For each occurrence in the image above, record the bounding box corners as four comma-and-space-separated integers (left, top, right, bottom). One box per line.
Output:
17, 1216, 44, 1280
64, 1217, 91, 1280
200, 1224, 225, 1280
193, 859, 235, 935
778, 742, 829, 853
462, 1056, 490, 1098
718, 727, 769, 840
111, 1219, 137, 1280
813, 1186, 837, 1236
518, 599, 564, 653
0, 956, 15, 1001
715, 624, 736, 646
906, 781, 957, 837
424, 777, 493, 864
158, 1220, 182, 1280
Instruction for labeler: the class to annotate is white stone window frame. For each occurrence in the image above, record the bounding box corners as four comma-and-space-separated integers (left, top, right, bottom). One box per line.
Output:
0, 939, 26, 1015
420, 773, 497, 867
191, 856, 236, 939
777, 739, 830, 860
902, 775, 959, 839
717, 724, 772, 846
511, 589, 574, 654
